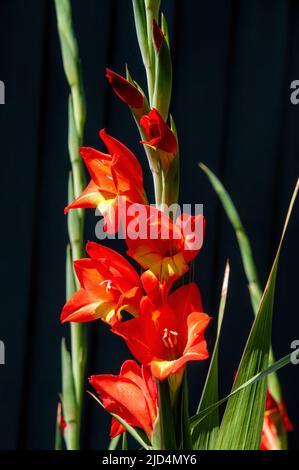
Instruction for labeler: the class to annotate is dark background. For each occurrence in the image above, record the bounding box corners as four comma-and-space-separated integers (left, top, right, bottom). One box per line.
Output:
0, 0, 298, 450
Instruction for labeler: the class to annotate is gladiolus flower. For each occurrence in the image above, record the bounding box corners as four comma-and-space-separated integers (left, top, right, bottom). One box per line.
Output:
112, 283, 211, 381
106, 68, 144, 109
260, 390, 293, 450
125, 204, 205, 285
140, 108, 177, 155
64, 129, 147, 233
89, 360, 158, 440
60, 242, 143, 325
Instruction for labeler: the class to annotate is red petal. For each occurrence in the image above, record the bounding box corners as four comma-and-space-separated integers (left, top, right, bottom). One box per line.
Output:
99, 129, 143, 185
106, 68, 144, 109
60, 288, 102, 323
89, 372, 154, 439
152, 19, 164, 52
64, 180, 105, 214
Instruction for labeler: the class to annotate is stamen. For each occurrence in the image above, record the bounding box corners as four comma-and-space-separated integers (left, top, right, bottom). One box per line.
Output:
99, 279, 113, 293
162, 328, 178, 349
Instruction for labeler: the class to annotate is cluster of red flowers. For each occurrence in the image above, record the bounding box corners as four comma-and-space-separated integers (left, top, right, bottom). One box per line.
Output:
61, 67, 211, 442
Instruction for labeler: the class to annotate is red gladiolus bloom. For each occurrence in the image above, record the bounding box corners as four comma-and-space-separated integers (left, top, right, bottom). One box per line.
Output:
60, 242, 142, 326
125, 204, 205, 285
140, 108, 177, 155
112, 283, 211, 381
106, 68, 144, 109
260, 390, 293, 450
89, 360, 158, 440
64, 129, 147, 233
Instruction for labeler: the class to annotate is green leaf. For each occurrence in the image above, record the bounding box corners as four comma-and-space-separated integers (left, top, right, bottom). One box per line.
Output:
214, 180, 299, 450
122, 432, 128, 450
156, 380, 177, 450
153, 26, 172, 120
132, 0, 150, 68
54, 403, 63, 450
199, 163, 262, 313
162, 115, 180, 206
108, 435, 121, 450
190, 349, 299, 430
88, 391, 152, 450
54, 0, 80, 87
66, 244, 76, 300
161, 13, 170, 47
55, 0, 86, 133
192, 261, 230, 450
199, 163, 282, 405
180, 372, 192, 450
61, 338, 79, 450
68, 97, 86, 200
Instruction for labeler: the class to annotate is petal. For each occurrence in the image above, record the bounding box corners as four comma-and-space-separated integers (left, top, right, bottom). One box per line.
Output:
168, 283, 203, 320
110, 417, 126, 438
73, 258, 105, 295
150, 349, 209, 381
140, 109, 177, 154
177, 214, 206, 260
106, 68, 144, 109
89, 374, 154, 439
152, 19, 164, 52
183, 311, 211, 356
60, 288, 102, 323
112, 314, 160, 365
111, 154, 145, 202
80, 147, 116, 193
99, 129, 143, 185
64, 180, 112, 214
86, 241, 141, 290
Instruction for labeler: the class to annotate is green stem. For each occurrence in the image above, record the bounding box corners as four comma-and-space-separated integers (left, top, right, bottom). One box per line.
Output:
152, 167, 163, 208
55, 0, 87, 450
157, 380, 177, 449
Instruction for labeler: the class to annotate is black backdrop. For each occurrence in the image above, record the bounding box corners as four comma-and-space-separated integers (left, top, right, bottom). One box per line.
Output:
0, 0, 298, 450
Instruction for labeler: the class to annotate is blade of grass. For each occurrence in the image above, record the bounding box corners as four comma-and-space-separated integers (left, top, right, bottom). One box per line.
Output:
190, 349, 299, 429
192, 261, 230, 449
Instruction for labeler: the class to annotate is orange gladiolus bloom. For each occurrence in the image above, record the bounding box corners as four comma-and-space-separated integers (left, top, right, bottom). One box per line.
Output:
125, 204, 205, 285
60, 242, 142, 326
64, 129, 147, 233
112, 283, 210, 381
90, 360, 157, 440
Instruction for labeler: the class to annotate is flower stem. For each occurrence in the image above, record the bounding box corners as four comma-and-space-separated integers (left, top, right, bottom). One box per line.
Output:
55, 0, 87, 450
157, 380, 177, 449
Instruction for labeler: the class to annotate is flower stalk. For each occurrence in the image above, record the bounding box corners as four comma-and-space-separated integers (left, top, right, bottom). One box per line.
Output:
131, 0, 182, 447
55, 0, 87, 450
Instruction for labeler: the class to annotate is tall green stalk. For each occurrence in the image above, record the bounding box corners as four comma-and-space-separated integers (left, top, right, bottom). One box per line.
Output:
55, 0, 87, 450
132, 0, 183, 449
